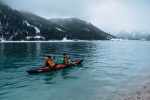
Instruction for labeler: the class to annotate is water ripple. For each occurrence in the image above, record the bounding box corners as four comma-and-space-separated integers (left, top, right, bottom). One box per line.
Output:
0, 41, 150, 100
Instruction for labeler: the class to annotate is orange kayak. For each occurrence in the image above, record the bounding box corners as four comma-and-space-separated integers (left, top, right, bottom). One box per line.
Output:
27, 59, 84, 74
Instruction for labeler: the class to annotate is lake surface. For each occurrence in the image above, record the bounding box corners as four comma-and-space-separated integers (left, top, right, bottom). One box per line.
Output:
0, 41, 150, 100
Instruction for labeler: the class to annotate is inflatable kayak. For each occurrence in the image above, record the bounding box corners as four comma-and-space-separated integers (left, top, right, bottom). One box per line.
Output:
27, 59, 83, 74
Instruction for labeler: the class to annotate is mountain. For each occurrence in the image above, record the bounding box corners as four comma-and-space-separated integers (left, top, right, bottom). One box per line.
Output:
146, 35, 150, 40
0, 2, 68, 41
114, 28, 150, 40
0, 2, 115, 41
49, 18, 115, 40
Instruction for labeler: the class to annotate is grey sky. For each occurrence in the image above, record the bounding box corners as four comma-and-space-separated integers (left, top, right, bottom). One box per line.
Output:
1, 0, 150, 33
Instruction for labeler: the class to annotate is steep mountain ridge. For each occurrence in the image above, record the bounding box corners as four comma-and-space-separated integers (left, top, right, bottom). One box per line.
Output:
50, 18, 115, 40
0, 2, 115, 41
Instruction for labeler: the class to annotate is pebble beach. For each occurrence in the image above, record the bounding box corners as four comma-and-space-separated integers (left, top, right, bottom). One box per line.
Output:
123, 77, 150, 100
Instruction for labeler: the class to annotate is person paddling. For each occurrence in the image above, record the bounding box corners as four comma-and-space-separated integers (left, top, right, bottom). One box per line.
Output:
45, 56, 55, 68
61, 53, 72, 65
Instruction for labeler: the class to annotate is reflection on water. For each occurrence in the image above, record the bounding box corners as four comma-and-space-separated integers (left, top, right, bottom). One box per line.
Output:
43, 72, 56, 84
0, 41, 150, 100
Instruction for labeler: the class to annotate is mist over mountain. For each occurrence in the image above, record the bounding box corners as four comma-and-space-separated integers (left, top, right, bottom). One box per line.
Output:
146, 35, 150, 40
49, 18, 115, 40
0, 2, 115, 41
113, 28, 150, 40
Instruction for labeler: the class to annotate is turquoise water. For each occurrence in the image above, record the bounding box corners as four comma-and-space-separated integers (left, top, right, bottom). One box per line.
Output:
0, 41, 150, 100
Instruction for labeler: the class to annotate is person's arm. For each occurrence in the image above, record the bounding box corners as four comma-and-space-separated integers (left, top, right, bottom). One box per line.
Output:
48, 61, 55, 67
64, 58, 70, 65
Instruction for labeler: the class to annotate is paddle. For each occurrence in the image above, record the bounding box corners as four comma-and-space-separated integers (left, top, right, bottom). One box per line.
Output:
53, 50, 55, 63
67, 51, 71, 59
53, 50, 57, 74
67, 51, 73, 69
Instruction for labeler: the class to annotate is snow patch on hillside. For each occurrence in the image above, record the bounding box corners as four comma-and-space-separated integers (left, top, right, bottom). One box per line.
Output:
56, 27, 62, 31
15, 32, 18, 35
62, 37, 73, 42
77, 21, 81, 23
125, 28, 132, 34
33, 35, 45, 39
114, 28, 150, 39
0, 38, 5, 42
26, 36, 32, 40
23, 21, 40, 33
83, 27, 90, 31
56, 27, 65, 32
25, 35, 45, 40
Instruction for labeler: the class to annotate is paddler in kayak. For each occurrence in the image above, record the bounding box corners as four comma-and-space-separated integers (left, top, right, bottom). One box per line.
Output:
45, 56, 56, 68
61, 53, 72, 65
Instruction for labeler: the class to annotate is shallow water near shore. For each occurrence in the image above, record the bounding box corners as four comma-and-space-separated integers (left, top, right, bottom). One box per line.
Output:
0, 41, 150, 100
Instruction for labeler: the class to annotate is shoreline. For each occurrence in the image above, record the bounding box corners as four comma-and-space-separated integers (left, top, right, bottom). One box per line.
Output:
0, 40, 81, 43
0, 40, 112, 43
122, 76, 150, 100
0, 40, 148, 43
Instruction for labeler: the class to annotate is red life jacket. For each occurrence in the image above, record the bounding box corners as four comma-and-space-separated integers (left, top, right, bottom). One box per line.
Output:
45, 59, 50, 67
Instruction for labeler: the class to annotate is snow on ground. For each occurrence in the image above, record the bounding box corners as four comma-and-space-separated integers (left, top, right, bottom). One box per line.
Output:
15, 32, 18, 35
24, 21, 30, 26
34, 35, 41, 38
77, 21, 81, 23
33, 35, 45, 39
23, 21, 40, 33
61, 37, 73, 42
26, 36, 32, 40
56, 27, 62, 31
0, 38, 6, 42
83, 27, 90, 31
125, 28, 132, 34
34, 27, 40, 33
25, 35, 45, 39
56, 27, 65, 32
111, 38, 124, 41
9, 36, 13, 40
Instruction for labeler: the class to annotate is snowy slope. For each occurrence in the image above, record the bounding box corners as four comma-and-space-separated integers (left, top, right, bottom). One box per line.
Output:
115, 28, 150, 39
0, 2, 115, 41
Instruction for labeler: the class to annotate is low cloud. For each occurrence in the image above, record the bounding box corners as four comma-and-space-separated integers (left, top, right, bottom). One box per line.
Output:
1, 0, 150, 33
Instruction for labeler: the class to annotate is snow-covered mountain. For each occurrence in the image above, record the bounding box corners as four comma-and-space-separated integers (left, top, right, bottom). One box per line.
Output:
114, 28, 150, 40
0, 2, 115, 41
49, 18, 115, 40
146, 35, 150, 40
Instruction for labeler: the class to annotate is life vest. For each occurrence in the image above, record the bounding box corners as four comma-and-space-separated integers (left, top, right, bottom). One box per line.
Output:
45, 59, 50, 66
61, 58, 65, 64
61, 58, 72, 64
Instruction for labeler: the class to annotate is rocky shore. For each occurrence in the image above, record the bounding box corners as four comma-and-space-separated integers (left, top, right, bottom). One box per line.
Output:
123, 77, 150, 100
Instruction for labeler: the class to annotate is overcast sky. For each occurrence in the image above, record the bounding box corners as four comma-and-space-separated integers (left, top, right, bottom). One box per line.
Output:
1, 0, 150, 33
